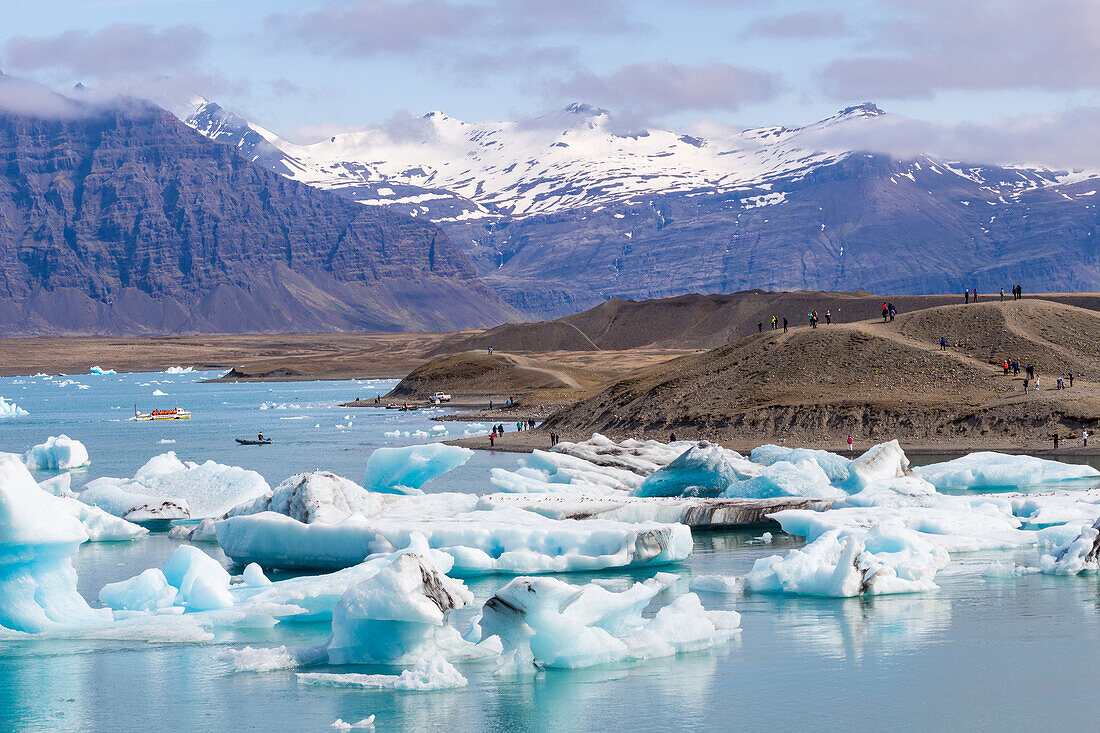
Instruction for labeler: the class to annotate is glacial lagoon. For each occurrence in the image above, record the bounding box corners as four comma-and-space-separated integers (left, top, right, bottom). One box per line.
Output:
3, 370, 1100, 731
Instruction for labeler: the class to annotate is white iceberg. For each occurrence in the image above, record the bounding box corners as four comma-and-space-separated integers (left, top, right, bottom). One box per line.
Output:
722, 459, 845, 500
745, 523, 949, 597
362, 444, 473, 495
0, 454, 111, 632
0, 396, 29, 418
476, 575, 740, 672
152, 389, 169, 396
216, 507, 692, 575
842, 440, 913, 491
77, 452, 270, 520
164, 366, 194, 374
553, 434, 688, 475
750, 445, 851, 483
99, 568, 178, 612
916, 452, 1100, 490
160, 546, 233, 611
24, 435, 91, 470
89, 366, 116, 375
326, 551, 474, 664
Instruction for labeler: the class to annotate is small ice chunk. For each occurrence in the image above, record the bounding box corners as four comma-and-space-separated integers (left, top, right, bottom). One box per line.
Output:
164, 366, 194, 375
99, 568, 178, 611
689, 575, 745, 595
24, 435, 91, 470
221, 645, 305, 672
89, 366, 116, 375
330, 718, 375, 731
152, 389, 169, 396
161, 546, 233, 611
299, 655, 468, 691
243, 563, 272, 587
0, 397, 29, 418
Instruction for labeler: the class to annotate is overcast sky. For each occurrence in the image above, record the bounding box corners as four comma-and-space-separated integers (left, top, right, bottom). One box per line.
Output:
2, 0, 1099, 161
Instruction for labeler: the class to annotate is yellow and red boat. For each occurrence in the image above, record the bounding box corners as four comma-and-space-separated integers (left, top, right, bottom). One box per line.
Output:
134, 406, 191, 421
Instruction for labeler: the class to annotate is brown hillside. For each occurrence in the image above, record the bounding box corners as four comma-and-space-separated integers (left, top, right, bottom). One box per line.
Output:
386, 351, 603, 399
541, 299, 1100, 449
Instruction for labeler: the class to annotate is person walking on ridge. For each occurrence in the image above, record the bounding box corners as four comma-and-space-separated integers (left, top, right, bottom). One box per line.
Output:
940, 337, 947, 351
782, 318, 788, 333
825, 310, 831, 325
965, 289, 970, 304
1084, 429, 1089, 447
1000, 288, 1005, 301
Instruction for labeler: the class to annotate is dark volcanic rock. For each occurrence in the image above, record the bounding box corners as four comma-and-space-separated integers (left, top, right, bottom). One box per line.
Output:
0, 92, 518, 335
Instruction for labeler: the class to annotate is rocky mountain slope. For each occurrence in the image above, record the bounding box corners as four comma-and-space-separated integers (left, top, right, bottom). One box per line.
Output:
187, 101, 1100, 318
0, 82, 519, 336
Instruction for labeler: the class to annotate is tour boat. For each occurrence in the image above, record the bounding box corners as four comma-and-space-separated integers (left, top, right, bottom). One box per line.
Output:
134, 406, 191, 421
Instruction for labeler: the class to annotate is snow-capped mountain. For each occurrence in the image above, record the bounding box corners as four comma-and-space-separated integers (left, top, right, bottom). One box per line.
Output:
186, 101, 1100, 319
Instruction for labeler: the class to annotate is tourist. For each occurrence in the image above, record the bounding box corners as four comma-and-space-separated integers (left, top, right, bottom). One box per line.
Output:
489, 400, 493, 410
489, 432, 495, 447
940, 337, 947, 351
1058, 377, 1065, 390
758, 322, 763, 333
782, 318, 788, 332
847, 436, 854, 452
888, 303, 895, 321
974, 288, 979, 302
1069, 373, 1074, 387
1000, 288, 1005, 301
965, 289, 970, 304
1054, 433, 1059, 450
1003, 360, 1009, 376
882, 302, 889, 321
771, 315, 777, 330
825, 310, 831, 324
1036, 376, 1041, 390
669, 432, 677, 442
1024, 379, 1029, 394
1084, 429, 1089, 447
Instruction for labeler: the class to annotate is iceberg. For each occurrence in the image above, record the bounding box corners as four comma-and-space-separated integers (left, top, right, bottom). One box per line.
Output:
362, 444, 473, 495
745, 523, 949, 597
160, 546, 233, 611
164, 366, 195, 374
99, 568, 178, 612
215, 507, 692, 575
916, 452, 1100, 490
326, 551, 474, 664
1040, 518, 1100, 575
53, 494, 147, 541
152, 389, 169, 396
636, 442, 761, 498
0, 396, 29, 418
553, 434, 689, 476
750, 445, 851, 483
24, 435, 91, 470
0, 454, 110, 632
77, 452, 270, 520
842, 440, 913, 491
89, 366, 116, 375
722, 459, 845, 500
476, 575, 740, 672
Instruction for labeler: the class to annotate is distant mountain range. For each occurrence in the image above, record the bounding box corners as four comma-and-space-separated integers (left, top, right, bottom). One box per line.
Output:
188, 100, 1100, 318
0, 79, 519, 336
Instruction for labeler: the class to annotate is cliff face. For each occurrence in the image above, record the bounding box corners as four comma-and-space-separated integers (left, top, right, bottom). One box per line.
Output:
0, 98, 518, 335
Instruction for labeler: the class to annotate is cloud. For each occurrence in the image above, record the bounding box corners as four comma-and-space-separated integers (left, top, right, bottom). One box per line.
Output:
5, 24, 209, 77
0, 73, 87, 118
742, 10, 847, 38
801, 107, 1100, 171
266, 0, 643, 70
549, 62, 778, 116
821, 0, 1100, 98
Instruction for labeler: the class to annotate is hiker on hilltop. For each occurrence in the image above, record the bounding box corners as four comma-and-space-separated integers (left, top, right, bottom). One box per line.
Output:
888, 303, 896, 321
1000, 288, 1005, 301
1069, 373, 1074, 387
1054, 433, 1060, 450
771, 315, 777, 330
1024, 378, 1029, 394
783, 318, 788, 332
974, 288, 979, 302
940, 337, 947, 351
882, 303, 889, 321
965, 289, 970, 304
758, 322, 763, 333
825, 310, 832, 324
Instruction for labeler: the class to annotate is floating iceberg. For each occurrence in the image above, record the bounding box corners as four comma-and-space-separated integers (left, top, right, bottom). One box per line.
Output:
723, 460, 845, 500
89, 366, 116, 375
152, 389, 169, 396
216, 507, 692, 575
476, 575, 739, 672
0, 397, 29, 418
1040, 518, 1100, 575
746, 523, 949, 597
164, 366, 195, 374
750, 445, 851, 483
78, 452, 270, 520
916, 452, 1100, 490
160, 546, 233, 611
99, 569, 178, 612
326, 551, 474, 664
842, 440, 913, 491
362, 444, 473, 495
636, 443, 760, 498
0, 454, 111, 632
553, 434, 688, 476
24, 435, 91, 470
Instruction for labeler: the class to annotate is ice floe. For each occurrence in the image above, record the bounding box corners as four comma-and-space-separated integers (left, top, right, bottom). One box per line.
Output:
476, 574, 740, 672
0, 454, 111, 632
77, 452, 270, 520
0, 396, 29, 418
915, 452, 1099, 490
164, 366, 195, 374
89, 366, 116, 375
24, 435, 91, 470
361, 444, 472, 495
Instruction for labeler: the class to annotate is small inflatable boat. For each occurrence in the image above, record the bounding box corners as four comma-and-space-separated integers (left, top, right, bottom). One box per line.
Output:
236, 438, 273, 445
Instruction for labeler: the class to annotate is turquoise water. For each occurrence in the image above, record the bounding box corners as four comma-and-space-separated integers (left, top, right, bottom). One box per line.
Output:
3, 372, 1100, 731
